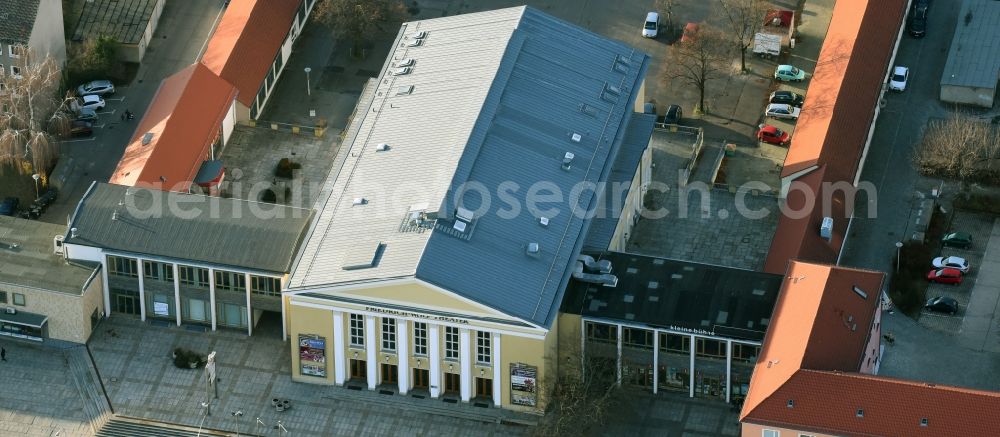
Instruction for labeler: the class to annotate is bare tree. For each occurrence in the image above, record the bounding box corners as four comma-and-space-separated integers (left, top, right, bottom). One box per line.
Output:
312, 0, 406, 58
913, 113, 1000, 185
0, 46, 70, 177
532, 343, 620, 437
663, 28, 732, 114
655, 0, 677, 34
718, 0, 768, 72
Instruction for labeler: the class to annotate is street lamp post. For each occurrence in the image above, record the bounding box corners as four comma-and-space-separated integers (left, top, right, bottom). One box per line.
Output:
232, 410, 243, 437
201, 400, 211, 417
256, 417, 266, 436
31, 174, 40, 200
895, 241, 904, 273
304, 67, 312, 96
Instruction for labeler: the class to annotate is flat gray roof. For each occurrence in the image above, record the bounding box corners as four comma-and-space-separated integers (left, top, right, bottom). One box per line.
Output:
66, 183, 314, 273
71, 0, 158, 45
0, 216, 98, 296
289, 6, 650, 328
940, 0, 1000, 89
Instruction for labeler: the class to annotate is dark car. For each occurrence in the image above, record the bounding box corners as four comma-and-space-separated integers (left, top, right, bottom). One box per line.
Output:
0, 197, 18, 216
769, 90, 804, 107
909, 5, 927, 37
658, 104, 683, 124
70, 120, 94, 138
925, 296, 958, 315
942, 232, 972, 249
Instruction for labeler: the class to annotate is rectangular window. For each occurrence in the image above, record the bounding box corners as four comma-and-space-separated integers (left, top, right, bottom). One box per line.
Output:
349, 314, 365, 347
476, 331, 491, 365
143, 261, 174, 282
250, 275, 281, 296
12, 293, 25, 306
661, 333, 691, 353
762, 430, 779, 437
585, 322, 617, 343
214, 270, 246, 292
623, 327, 653, 349
381, 318, 396, 351
179, 266, 210, 288
696, 338, 725, 358
0, 291, 6, 303
8, 45, 19, 58
107, 256, 138, 278
413, 322, 428, 356
445, 326, 459, 360
10, 65, 20, 78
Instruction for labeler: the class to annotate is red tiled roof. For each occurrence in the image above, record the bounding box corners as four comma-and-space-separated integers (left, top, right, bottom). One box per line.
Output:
766, 0, 907, 275
110, 63, 237, 192
201, 0, 301, 107
749, 370, 1000, 437
741, 261, 884, 422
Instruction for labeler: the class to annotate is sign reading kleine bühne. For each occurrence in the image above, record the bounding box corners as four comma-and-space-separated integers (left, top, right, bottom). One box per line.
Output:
510, 363, 537, 407
365, 306, 470, 325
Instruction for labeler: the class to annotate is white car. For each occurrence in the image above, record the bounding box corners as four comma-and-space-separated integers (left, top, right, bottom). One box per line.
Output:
932, 256, 970, 273
77, 95, 106, 112
765, 103, 801, 120
77, 80, 116, 96
642, 12, 659, 38
888, 66, 909, 92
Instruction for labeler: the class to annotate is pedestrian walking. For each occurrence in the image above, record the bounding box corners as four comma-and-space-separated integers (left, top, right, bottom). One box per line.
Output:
120, 112, 125, 122
1, 346, 6, 362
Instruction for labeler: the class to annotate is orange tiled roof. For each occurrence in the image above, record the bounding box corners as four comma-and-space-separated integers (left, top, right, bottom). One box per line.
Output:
110, 63, 237, 192
741, 261, 884, 421
749, 370, 1000, 437
781, 0, 907, 180
201, 0, 301, 107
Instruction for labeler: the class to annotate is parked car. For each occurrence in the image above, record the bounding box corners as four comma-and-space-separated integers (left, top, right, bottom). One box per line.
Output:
932, 256, 970, 273
769, 90, 804, 107
927, 267, 963, 285
942, 232, 973, 249
642, 12, 659, 38
680, 22, 699, 43
774, 64, 805, 82
757, 125, 790, 145
908, 5, 927, 37
888, 66, 909, 92
69, 120, 94, 138
0, 197, 18, 216
75, 108, 98, 122
925, 296, 958, 315
77, 95, 106, 112
76, 80, 116, 96
659, 104, 683, 124
765, 103, 801, 120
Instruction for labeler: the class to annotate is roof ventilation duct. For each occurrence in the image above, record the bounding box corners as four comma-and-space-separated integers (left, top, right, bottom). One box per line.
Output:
572, 261, 618, 286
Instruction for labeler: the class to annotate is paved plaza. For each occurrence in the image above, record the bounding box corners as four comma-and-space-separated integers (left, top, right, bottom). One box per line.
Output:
0, 342, 93, 437
89, 316, 529, 436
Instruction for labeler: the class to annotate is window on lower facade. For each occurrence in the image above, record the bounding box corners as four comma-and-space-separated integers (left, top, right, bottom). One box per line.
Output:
476, 331, 491, 365
250, 275, 281, 296
585, 321, 617, 343
349, 314, 364, 347
214, 270, 246, 292
623, 327, 653, 349
0, 291, 6, 303
143, 261, 174, 282
413, 322, 428, 356
179, 266, 210, 288
444, 326, 459, 360
762, 430, 779, 437
107, 255, 138, 278
381, 317, 396, 351
12, 293, 25, 306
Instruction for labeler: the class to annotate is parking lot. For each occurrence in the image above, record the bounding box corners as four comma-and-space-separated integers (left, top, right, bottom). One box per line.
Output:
918, 212, 994, 333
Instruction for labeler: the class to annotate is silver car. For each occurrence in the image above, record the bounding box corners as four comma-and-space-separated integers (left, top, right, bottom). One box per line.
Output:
77, 80, 116, 96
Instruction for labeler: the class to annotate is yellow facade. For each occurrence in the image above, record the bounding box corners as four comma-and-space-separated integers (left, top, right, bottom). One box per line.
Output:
0, 271, 104, 344
287, 280, 554, 412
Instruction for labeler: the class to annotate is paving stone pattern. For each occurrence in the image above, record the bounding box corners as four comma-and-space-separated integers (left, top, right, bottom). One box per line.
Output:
0, 342, 93, 437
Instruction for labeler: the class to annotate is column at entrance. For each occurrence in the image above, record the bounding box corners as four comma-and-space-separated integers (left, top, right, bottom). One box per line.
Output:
459, 328, 472, 402
333, 311, 346, 385
429, 324, 441, 398
397, 319, 409, 395
365, 316, 377, 390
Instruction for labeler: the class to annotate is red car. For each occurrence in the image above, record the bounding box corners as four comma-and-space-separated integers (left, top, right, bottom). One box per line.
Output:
757, 125, 789, 145
681, 22, 699, 43
927, 267, 963, 285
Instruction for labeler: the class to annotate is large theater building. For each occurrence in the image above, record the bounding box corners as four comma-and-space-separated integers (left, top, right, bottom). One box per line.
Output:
284, 6, 653, 411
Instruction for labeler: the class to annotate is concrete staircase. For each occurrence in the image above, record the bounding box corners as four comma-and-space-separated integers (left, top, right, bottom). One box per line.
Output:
96, 417, 232, 437
66, 346, 114, 433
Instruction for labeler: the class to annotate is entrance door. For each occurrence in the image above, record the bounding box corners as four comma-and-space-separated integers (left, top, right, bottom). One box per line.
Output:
413, 369, 429, 389
444, 373, 461, 394
115, 294, 138, 315
475, 377, 492, 399
350, 359, 367, 380
381, 363, 398, 385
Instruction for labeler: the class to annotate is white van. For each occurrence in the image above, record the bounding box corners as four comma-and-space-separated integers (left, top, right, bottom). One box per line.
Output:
642, 12, 659, 38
